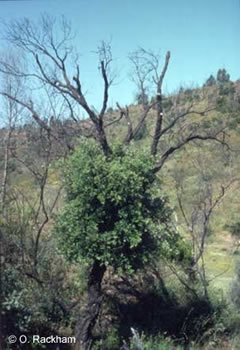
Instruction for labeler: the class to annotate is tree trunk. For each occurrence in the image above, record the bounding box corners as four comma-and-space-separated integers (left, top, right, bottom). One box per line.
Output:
75, 260, 106, 350
96, 122, 112, 157
151, 92, 163, 156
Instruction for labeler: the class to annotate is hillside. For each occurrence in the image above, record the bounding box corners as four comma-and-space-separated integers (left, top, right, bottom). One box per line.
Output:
1, 78, 240, 349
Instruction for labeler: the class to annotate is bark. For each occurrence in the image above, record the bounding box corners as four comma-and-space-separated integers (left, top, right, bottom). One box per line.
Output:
75, 260, 106, 350
151, 91, 163, 156
96, 121, 112, 157
151, 51, 170, 156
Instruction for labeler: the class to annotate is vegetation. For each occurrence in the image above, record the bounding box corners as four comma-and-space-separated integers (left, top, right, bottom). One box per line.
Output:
56, 142, 185, 270
0, 14, 239, 350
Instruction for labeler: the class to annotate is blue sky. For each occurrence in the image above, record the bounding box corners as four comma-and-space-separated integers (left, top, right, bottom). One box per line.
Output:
0, 0, 239, 109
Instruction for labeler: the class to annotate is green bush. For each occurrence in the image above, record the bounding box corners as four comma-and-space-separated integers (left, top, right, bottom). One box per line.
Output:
129, 331, 182, 350
56, 141, 186, 272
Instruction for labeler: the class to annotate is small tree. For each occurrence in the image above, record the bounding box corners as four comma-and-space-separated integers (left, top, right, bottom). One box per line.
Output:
217, 68, 230, 83
204, 75, 216, 87
55, 141, 184, 348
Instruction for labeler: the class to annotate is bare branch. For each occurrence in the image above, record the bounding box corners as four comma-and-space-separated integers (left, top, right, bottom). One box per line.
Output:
98, 42, 112, 118
154, 133, 229, 173
160, 106, 215, 139
158, 51, 170, 91
151, 51, 171, 155
104, 109, 125, 128
1, 16, 111, 155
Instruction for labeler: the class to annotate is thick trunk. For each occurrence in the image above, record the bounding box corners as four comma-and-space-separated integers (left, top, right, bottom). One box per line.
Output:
96, 123, 112, 157
75, 260, 106, 350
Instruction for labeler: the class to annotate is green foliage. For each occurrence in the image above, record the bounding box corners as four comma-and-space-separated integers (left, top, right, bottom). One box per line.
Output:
204, 74, 216, 87
129, 332, 182, 350
217, 68, 230, 83
56, 141, 184, 272
219, 82, 235, 96
0, 209, 78, 348
100, 328, 121, 350
2, 61, 240, 349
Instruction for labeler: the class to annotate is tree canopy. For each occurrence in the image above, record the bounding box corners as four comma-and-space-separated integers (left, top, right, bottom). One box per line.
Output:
217, 68, 230, 83
204, 74, 216, 87
56, 141, 186, 273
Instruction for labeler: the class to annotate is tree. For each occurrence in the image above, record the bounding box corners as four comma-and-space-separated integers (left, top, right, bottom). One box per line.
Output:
204, 75, 216, 87
0, 71, 82, 347
0, 114, 83, 348
55, 141, 185, 348
171, 141, 239, 298
217, 68, 230, 83
0, 17, 226, 166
